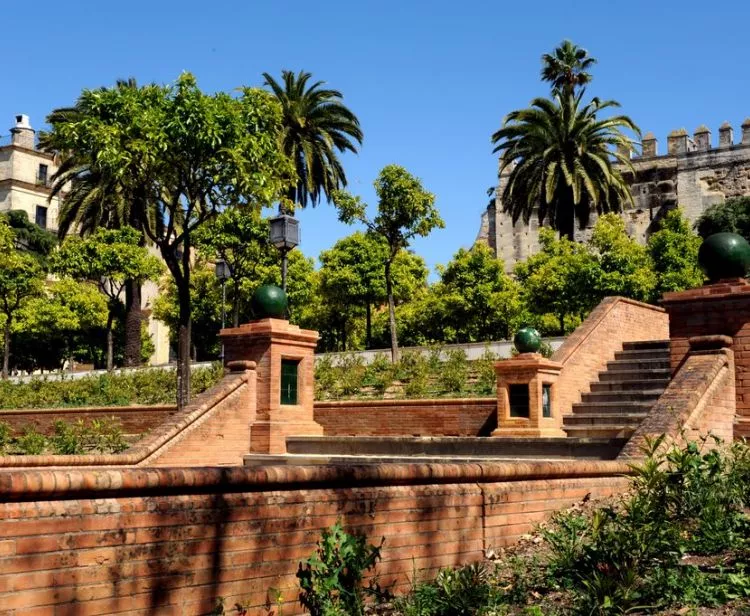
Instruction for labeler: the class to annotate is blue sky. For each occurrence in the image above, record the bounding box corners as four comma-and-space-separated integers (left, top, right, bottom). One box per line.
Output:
5, 0, 750, 275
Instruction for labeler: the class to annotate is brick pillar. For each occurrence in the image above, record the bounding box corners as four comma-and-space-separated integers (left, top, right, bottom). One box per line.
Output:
492, 354, 566, 438
221, 318, 323, 454
661, 279, 750, 440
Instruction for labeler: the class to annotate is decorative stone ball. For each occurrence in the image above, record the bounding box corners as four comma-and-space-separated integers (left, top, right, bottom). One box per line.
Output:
514, 327, 541, 354
698, 232, 750, 282
251, 285, 288, 319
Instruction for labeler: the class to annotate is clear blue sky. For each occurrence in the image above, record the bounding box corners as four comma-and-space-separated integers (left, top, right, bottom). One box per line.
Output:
5, 0, 750, 275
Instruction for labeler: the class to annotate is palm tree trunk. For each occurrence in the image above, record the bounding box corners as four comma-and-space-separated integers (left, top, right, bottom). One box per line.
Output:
385, 261, 400, 362
2, 317, 11, 380
124, 281, 143, 366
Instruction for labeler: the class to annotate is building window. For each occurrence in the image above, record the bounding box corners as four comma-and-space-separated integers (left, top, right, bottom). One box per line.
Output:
35, 205, 47, 229
509, 384, 530, 418
542, 384, 552, 418
37, 164, 48, 186
280, 359, 300, 405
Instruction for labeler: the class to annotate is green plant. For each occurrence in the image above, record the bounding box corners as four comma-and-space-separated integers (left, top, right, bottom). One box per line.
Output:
314, 356, 338, 401
438, 349, 469, 395
473, 348, 497, 395
336, 353, 367, 398
15, 426, 48, 455
397, 351, 430, 398
363, 353, 395, 396
297, 521, 383, 616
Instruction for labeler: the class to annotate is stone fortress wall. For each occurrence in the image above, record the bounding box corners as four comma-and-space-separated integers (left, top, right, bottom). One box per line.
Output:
477, 119, 750, 271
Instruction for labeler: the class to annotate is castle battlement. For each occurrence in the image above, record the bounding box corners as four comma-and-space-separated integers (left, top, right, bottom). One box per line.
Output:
635, 119, 750, 158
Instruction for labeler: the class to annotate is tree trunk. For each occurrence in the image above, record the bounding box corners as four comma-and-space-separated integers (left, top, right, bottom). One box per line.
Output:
385, 261, 400, 362
176, 239, 192, 410
232, 279, 240, 328
558, 313, 566, 336
106, 311, 115, 372
124, 280, 143, 366
365, 302, 372, 350
2, 318, 10, 380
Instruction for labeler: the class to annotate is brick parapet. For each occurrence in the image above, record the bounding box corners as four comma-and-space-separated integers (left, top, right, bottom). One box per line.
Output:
552, 297, 669, 414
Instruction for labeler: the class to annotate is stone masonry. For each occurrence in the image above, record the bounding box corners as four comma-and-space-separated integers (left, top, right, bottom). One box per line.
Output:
478, 120, 750, 271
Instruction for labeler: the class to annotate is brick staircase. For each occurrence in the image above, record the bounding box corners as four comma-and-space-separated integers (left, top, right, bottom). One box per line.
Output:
563, 340, 671, 439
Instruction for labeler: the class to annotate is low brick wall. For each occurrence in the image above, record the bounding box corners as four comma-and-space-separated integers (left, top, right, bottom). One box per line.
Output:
0, 405, 175, 435
314, 398, 497, 437
0, 461, 631, 615
553, 297, 669, 415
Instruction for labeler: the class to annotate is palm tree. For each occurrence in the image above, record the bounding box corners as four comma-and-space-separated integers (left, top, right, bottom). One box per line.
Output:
491, 91, 639, 241
262, 70, 363, 210
541, 40, 597, 95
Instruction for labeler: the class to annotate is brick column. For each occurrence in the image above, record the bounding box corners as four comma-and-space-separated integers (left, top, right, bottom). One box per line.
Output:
221, 318, 323, 454
661, 279, 750, 440
492, 354, 566, 438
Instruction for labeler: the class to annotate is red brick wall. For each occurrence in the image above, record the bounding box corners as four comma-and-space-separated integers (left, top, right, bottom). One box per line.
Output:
0, 405, 175, 436
553, 297, 669, 415
314, 398, 497, 436
662, 281, 750, 440
0, 462, 630, 615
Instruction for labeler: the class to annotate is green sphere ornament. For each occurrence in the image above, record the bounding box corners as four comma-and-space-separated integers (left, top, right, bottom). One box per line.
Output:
698, 233, 750, 282
251, 285, 288, 319
514, 327, 542, 354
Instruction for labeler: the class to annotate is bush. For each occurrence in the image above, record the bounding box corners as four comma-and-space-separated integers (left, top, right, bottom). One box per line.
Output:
297, 521, 383, 616
363, 353, 395, 396
397, 351, 430, 398
0, 418, 130, 456
438, 349, 469, 395
473, 347, 497, 395
314, 356, 338, 400
336, 353, 367, 397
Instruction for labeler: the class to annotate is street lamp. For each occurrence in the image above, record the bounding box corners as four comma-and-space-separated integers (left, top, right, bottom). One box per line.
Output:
269, 214, 300, 291
214, 259, 232, 361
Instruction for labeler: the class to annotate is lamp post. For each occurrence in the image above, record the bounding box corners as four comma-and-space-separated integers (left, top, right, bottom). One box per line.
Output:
214, 259, 232, 361
269, 214, 300, 291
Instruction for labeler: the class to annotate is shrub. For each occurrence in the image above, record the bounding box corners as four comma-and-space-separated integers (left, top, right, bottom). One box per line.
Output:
297, 521, 383, 616
1, 418, 130, 456
314, 356, 338, 400
438, 349, 468, 395
336, 353, 367, 398
397, 351, 430, 398
473, 348, 497, 395
363, 353, 395, 396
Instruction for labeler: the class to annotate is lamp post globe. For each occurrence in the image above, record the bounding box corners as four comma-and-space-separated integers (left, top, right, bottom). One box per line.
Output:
269, 214, 300, 291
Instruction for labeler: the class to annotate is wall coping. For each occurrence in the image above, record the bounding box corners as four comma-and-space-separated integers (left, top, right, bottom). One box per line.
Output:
314, 397, 495, 408
552, 296, 665, 366
661, 279, 750, 305
0, 460, 633, 502
0, 404, 175, 416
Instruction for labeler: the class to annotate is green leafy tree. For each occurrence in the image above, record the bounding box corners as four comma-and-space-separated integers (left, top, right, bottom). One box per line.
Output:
0, 221, 45, 378
437, 243, 527, 341
52, 227, 163, 371
263, 70, 363, 209
334, 165, 444, 361
42, 73, 294, 407
589, 213, 656, 302
647, 208, 705, 298
515, 228, 598, 334
1, 210, 57, 261
541, 40, 597, 95
492, 90, 638, 241
695, 196, 750, 241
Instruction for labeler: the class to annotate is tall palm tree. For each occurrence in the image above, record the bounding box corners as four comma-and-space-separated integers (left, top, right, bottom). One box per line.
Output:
491, 91, 639, 241
541, 40, 597, 95
262, 70, 363, 210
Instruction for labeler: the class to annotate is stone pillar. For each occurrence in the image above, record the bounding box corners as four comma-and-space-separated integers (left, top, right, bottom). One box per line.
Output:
221, 318, 323, 454
742, 118, 750, 146
718, 122, 734, 148
661, 279, 750, 440
491, 354, 565, 438
693, 125, 711, 151
667, 129, 689, 155
641, 132, 658, 158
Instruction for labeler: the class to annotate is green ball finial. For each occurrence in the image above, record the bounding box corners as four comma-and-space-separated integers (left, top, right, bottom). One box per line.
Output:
514, 327, 541, 354
698, 233, 750, 283
251, 285, 288, 319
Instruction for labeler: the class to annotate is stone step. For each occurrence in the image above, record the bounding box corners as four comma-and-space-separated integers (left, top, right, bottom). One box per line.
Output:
590, 379, 670, 393
622, 340, 670, 351
598, 368, 671, 382
581, 390, 663, 403
570, 401, 653, 415
606, 358, 670, 372
614, 349, 671, 361
563, 425, 638, 439
564, 413, 648, 426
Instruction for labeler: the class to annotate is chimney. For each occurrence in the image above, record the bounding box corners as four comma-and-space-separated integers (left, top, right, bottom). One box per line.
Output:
10, 115, 35, 149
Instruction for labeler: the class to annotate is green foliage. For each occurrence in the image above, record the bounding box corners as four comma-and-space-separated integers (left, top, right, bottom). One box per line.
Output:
363, 353, 396, 396
398, 351, 431, 398
438, 349, 469, 394
695, 196, 750, 242
474, 348, 498, 395
1, 210, 57, 261
648, 208, 705, 297
297, 521, 382, 616
0, 418, 128, 456
0, 364, 222, 409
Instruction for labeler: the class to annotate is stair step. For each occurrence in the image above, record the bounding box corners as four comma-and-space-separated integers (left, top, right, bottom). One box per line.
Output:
590, 379, 670, 393
606, 358, 670, 372
598, 369, 671, 382
622, 340, 670, 351
571, 401, 653, 415
614, 349, 671, 361
564, 413, 647, 426
563, 425, 638, 438
581, 390, 663, 403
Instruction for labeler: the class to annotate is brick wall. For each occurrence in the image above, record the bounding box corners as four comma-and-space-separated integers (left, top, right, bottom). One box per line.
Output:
553, 297, 669, 415
0, 405, 175, 436
0, 461, 631, 615
314, 398, 497, 437
662, 280, 750, 440
619, 337, 735, 458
